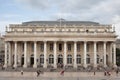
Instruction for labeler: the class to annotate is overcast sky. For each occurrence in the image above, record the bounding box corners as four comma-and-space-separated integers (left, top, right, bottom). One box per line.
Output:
0, 0, 120, 37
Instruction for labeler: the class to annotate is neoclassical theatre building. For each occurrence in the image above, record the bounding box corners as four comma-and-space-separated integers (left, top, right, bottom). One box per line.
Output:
4, 20, 117, 68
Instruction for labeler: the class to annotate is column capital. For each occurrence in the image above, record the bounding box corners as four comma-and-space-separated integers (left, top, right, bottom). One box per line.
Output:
84, 41, 87, 43
74, 41, 77, 43
64, 41, 67, 43
14, 41, 17, 43
103, 41, 107, 43
43, 41, 47, 43
94, 41, 97, 43
34, 41, 37, 43
54, 41, 57, 43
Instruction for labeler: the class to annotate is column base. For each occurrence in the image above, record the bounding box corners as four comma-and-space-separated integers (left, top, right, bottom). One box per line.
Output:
33, 64, 37, 68
73, 64, 77, 69
54, 65, 57, 69
113, 65, 117, 68
83, 64, 87, 68
23, 64, 27, 68
3, 64, 7, 68
43, 64, 47, 68
104, 64, 107, 68
93, 64, 97, 68
13, 64, 17, 68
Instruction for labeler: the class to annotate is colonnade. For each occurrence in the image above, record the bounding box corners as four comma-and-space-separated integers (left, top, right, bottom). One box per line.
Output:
4, 41, 117, 68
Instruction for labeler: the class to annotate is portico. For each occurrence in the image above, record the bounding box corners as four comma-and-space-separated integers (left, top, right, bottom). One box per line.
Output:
4, 41, 116, 68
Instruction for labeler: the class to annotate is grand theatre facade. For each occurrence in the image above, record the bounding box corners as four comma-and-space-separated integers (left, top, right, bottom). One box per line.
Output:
4, 20, 117, 68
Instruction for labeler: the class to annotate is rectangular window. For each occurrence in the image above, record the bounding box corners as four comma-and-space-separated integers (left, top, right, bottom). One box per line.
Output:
77, 43, 80, 52
40, 43, 44, 51
87, 44, 90, 52
22, 43, 24, 52
59, 43, 62, 51
49, 43, 53, 51
68, 44, 71, 51
32, 44, 34, 52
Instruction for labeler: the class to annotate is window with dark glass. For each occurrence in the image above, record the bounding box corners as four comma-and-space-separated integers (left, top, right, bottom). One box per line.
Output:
97, 55, 99, 64
77, 54, 81, 64
32, 43, 34, 52
59, 43, 62, 51
49, 43, 53, 51
77, 43, 80, 52
68, 44, 71, 51
87, 54, 90, 64
49, 54, 54, 64
40, 54, 44, 64
67, 54, 72, 64
40, 43, 44, 51
87, 44, 90, 52
22, 43, 24, 52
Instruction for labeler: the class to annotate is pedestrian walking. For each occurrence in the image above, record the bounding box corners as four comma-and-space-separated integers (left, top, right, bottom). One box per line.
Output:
104, 71, 107, 76
116, 69, 119, 76
36, 70, 40, 77
94, 71, 96, 75
21, 70, 23, 75
60, 70, 64, 76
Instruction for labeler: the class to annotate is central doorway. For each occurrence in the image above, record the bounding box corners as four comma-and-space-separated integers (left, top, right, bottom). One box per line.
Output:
21, 54, 24, 66
30, 54, 34, 66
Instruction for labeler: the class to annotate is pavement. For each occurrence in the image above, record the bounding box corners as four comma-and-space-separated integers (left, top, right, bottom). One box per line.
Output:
0, 71, 119, 80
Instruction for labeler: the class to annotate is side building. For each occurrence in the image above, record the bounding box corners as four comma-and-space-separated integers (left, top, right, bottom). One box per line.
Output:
3, 20, 117, 68
0, 34, 4, 65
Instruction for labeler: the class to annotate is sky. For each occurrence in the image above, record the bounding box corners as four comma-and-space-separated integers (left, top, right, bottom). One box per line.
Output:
0, 0, 120, 38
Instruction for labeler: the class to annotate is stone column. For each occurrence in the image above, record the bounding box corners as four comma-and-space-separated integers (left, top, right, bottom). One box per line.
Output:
74, 41, 77, 68
83, 41, 87, 68
64, 41, 67, 67
43, 41, 47, 68
54, 41, 57, 68
109, 43, 113, 66
93, 41, 97, 67
33, 41, 37, 68
103, 42, 107, 67
113, 43, 117, 67
8, 42, 12, 66
13, 41, 17, 68
4, 42, 8, 68
23, 42, 27, 68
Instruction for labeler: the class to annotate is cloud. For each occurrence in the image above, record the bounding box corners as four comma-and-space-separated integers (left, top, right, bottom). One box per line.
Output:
15, 0, 120, 23
15, 0, 52, 10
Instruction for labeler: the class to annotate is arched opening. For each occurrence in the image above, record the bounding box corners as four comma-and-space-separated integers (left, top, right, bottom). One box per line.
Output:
30, 54, 34, 66
67, 54, 72, 64
21, 54, 24, 66
40, 54, 44, 64
77, 54, 81, 64
49, 54, 54, 64
58, 54, 63, 64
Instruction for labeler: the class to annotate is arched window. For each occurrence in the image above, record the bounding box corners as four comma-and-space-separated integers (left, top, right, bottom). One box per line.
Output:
49, 54, 54, 64
87, 54, 90, 64
67, 54, 72, 64
77, 54, 81, 64
97, 55, 99, 64
40, 54, 44, 64
58, 54, 63, 64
